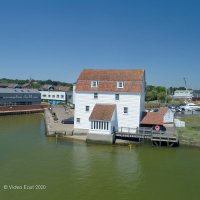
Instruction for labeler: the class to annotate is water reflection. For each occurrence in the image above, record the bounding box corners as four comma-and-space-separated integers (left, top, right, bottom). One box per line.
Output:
1, 114, 200, 200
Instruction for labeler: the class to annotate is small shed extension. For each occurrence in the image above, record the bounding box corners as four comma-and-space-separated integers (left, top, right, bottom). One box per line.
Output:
140, 107, 174, 130
89, 104, 116, 134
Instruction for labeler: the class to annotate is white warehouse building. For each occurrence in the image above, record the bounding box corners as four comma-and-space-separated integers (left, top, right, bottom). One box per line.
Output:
73, 69, 146, 138
173, 90, 193, 100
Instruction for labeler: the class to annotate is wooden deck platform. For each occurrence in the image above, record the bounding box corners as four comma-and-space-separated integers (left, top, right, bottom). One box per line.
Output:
114, 127, 179, 147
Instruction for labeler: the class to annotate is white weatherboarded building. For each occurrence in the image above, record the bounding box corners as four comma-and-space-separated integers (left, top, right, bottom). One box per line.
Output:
40, 91, 66, 104
73, 69, 146, 138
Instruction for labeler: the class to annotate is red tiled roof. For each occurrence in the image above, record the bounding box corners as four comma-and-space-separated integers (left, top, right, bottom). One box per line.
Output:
0, 83, 10, 88
140, 107, 169, 125
54, 85, 70, 92
89, 104, 116, 121
76, 80, 142, 93
158, 107, 169, 114
76, 69, 145, 93
22, 82, 32, 88
78, 69, 145, 81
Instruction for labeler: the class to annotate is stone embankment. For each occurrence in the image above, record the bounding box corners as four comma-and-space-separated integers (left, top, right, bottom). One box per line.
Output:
0, 104, 49, 115
44, 105, 88, 142
44, 106, 74, 136
178, 135, 200, 147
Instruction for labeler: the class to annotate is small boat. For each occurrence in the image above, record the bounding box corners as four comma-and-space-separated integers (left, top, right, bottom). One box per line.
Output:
180, 103, 200, 111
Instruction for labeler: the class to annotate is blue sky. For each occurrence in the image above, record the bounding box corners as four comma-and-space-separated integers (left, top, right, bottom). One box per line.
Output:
0, 0, 200, 89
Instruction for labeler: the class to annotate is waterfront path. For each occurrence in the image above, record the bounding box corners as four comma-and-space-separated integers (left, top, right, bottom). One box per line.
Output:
44, 105, 74, 136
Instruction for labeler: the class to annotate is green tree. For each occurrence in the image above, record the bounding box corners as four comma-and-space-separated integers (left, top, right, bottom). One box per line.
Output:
157, 92, 166, 103
45, 79, 53, 84
145, 91, 156, 101
166, 96, 172, 103
146, 85, 155, 92
156, 86, 166, 93
32, 82, 41, 89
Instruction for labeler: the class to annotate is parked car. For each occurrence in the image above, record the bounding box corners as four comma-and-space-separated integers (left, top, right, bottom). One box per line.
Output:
61, 117, 74, 124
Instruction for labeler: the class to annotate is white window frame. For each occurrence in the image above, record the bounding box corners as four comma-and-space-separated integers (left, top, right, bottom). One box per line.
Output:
91, 121, 109, 130
117, 81, 124, 88
76, 118, 80, 123
91, 81, 98, 87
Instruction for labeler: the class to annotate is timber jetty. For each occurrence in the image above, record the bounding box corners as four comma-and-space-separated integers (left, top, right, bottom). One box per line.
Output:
114, 127, 179, 147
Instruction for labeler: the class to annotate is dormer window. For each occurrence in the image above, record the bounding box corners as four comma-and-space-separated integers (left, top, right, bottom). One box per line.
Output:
117, 81, 124, 88
91, 81, 98, 87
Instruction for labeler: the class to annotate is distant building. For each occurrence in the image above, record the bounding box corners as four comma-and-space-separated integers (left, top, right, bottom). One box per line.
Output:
41, 84, 54, 91
40, 91, 66, 104
22, 82, 32, 89
0, 88, 41, 106
66, 91, 73, 105
192, 90, 200, 101
7, 83, 22, 89
0, 83, 22, 89
0, 83, 10, 88
173, 90, 193, 100
54, 85, 70, 92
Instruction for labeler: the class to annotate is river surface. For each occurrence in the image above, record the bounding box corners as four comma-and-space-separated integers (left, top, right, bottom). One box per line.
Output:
0, 114, 200, 200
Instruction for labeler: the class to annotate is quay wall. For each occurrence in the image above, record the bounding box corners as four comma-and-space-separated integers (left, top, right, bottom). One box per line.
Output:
86, 133, 115, 144
44, 108, 74, 136
0, 104, 49, 116
179, 135, 200, 148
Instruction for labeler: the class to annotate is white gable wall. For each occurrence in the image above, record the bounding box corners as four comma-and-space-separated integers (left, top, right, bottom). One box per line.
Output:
164, 110, 174, 123
73, 85, 76, 105
74, 91, 142, 132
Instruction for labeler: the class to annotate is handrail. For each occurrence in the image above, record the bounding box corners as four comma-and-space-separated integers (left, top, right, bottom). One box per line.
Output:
117, 127, 176, 136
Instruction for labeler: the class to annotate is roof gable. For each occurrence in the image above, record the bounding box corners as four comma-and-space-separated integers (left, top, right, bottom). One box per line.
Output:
78, 69, 145, 81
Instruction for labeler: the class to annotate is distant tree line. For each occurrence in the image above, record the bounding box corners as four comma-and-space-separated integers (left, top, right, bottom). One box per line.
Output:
0, 78, 73, 90
0, 78, 188, 100
145, 85, 187, 103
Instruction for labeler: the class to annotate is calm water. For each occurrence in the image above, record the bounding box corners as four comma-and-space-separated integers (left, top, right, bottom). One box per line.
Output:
0, 114, 200, 200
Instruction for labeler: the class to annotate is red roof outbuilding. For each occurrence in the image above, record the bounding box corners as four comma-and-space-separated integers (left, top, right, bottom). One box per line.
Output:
140, 107, 169, 125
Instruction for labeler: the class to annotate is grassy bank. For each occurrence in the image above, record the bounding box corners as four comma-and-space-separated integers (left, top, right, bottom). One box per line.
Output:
177, 115, 200, 147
